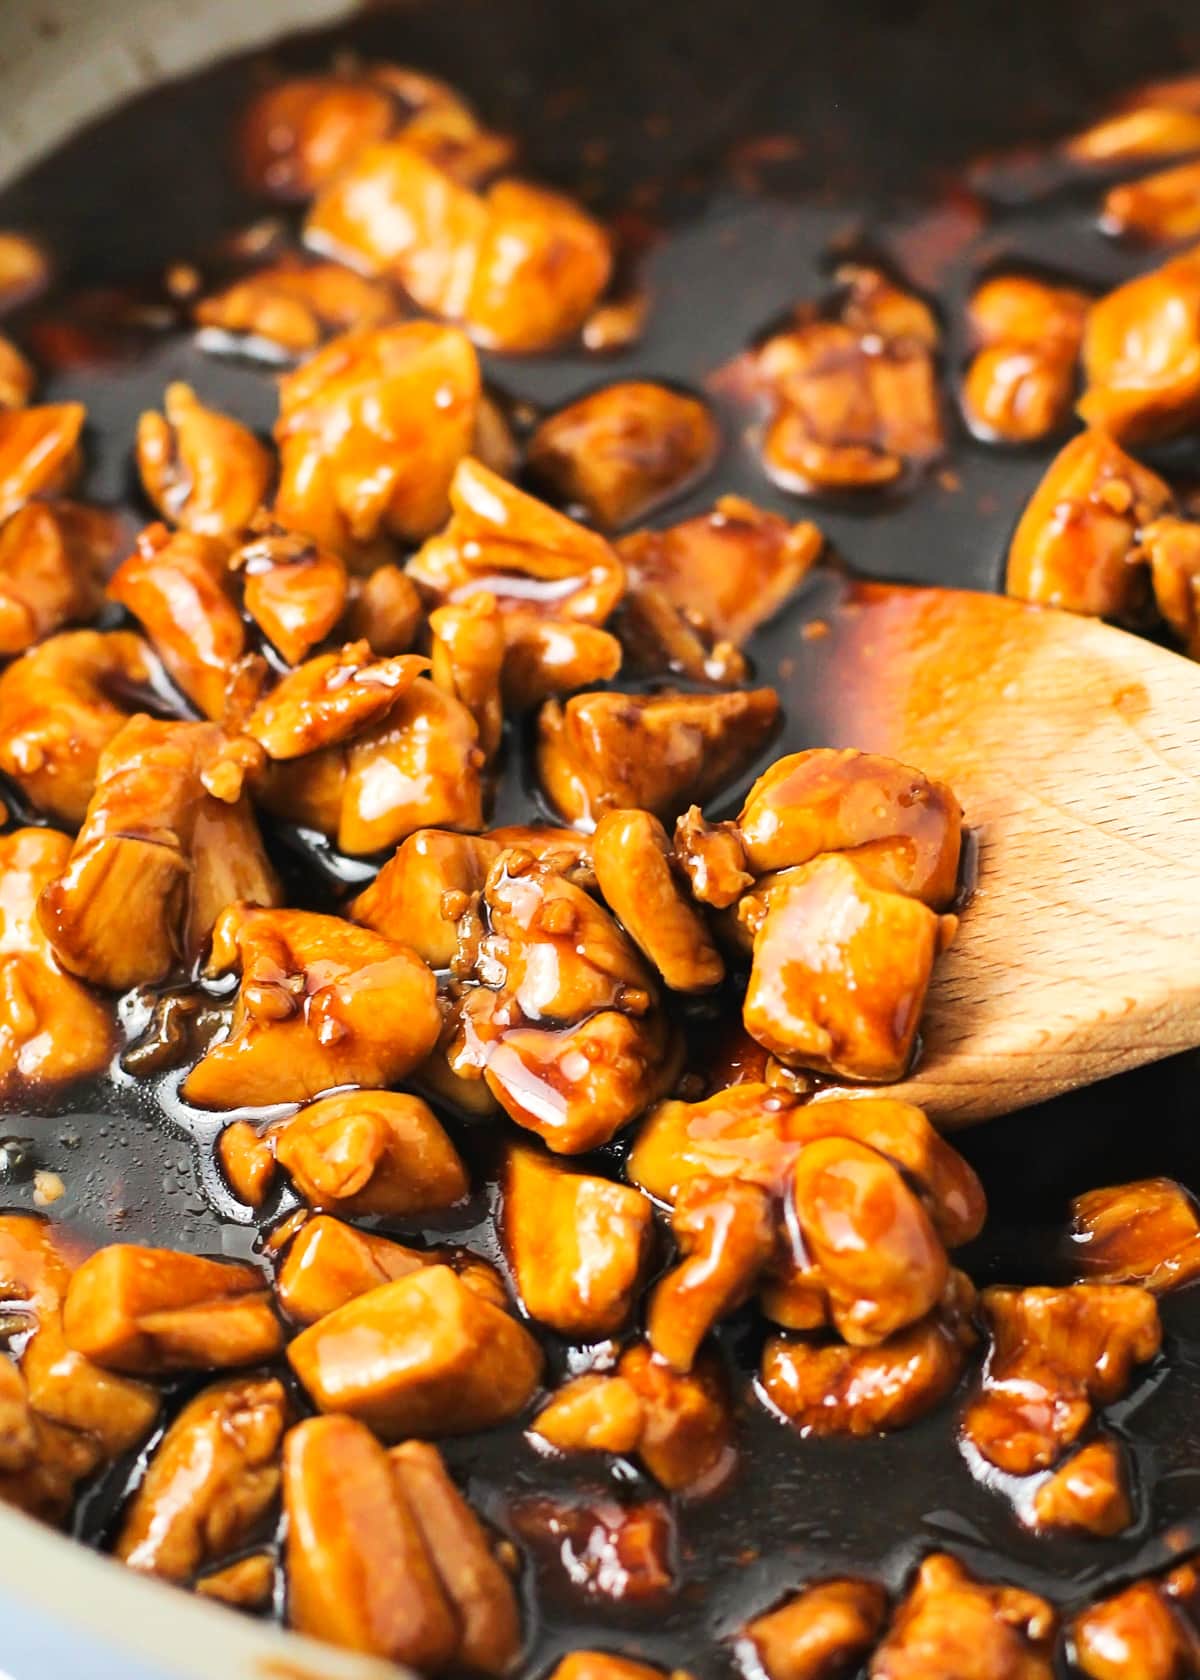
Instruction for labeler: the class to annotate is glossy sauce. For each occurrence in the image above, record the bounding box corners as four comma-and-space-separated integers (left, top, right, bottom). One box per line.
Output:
1, 2, 1200, 1673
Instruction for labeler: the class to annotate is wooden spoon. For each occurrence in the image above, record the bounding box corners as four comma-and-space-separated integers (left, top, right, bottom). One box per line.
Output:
783, 578, 1200, 1127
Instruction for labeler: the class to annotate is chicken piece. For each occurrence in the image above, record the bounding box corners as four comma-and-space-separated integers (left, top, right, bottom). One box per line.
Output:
1103, 159, 1200, 245
1072, 1580, 1200, 1680
1071, 1177, 1200, 1292
1136, 515, 1200, 659
391, 1440, 522, 1676
961, 276, 1090, 445
274, 323, 480, 556
617, 1342, 736, 1495
217, 1119, 276, 1209
501, 1142, 652, 1335
0, 829, 114, 1090
268, 1090, 467, 1216
246, 643, 428, 759
345, 561, 423, 653
1029, 1438, 1132, 1536
501, 615, 623, 709
0, 501, 119, 655
0, 1355, 35, 1474
0, 627, 157, 823
789, 1135, 949, 1344
647, 1177, 774, 1371
736, 748, 963, 910
549, 1654, 670, 1680
527, 381, 717, 530
408, 456, 626, 627
136, 383, 272, 538
755, 267, 942, 493
39, 716, 280, 989
115, 1377, 288, 1580
108, 523, 244, 719
275, 1216, 430, 1324
529, 1374, 646, 1455
239, 66, 509, 199
0, 233, 49, 311
619, 497, 822, 682
182, 905, 441, 1108
194, 1553, 276, 1610
479, 1008, 677, 1153
510, 1494, 676, 1605
1007, 429, 1173, 616
1065, 106, 1200, 164
0, 335, 34, 410
960, 1283, 1162, 1474
350, 827, 499, 967
740, 855, 956, 1083
871, 1554, 1056, 1680
429, 595, 505, 761
1080, 244, 1200, 442
593, 809, 724, 993
230, 523, 347, 666
195, 257, 396, 357
307, 142, 612, 352
287, 1264, 543, 1438
0, 403, 85, 524
539, 686, 780, 830
63, 1245, 282, 1374
257, 674, 485, 856
628, 1082, 810, 1203
738, 1578, 890, 1680
673, 807, 754, 908
283, 1415, 459, 1667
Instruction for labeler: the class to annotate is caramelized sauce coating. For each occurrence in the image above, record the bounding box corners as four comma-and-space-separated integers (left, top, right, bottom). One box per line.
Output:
182, 905, 441, 1107
737, 1577, 889, 1680
527, 381, 718, 530
287, 1263, 543, 1438
0, 501, 119, 655
539, 686, 780, 829
1070, 1177, 1200, 1292
194, 1553, 275, 1610
871, 1553, 1056, 1680
429, 594, 506, 761
501, 1142, 652, 1336
274, 322, 481, 556
232, 522, 348, 667
1028, 1437, 1133, 1537
1005, 430, 1173, 617
593, 808, 725, 993
245, 643, 428, 759
0, 403, 85, 524
268, 1089, 468, 1217
136, 383, 272, 538
350, 826, 500, 967
616, 1342, 736, 1495
1080, 244, 1200, 442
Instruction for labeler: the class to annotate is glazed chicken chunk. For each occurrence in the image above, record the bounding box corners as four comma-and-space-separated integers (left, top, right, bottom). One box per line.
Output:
1072, 1567, 1200, 1680
961, 275, 1089, 444
1079, 242, 1200, 442
1102, 158, 1200, 245
195, 256, 397, 357
231, 521, 348, 667
870, 1554, 1056, 1680
0, 501, 120, 655
136, 383, 272, 538
1028, 1437, 1133, 1537
1070, 1176, 1200, 1292
0, 403, 86, 524
265, 1089, 468, 1216
737, 1577, 889, 1680
593, 808, 725, 993
272, 1215, 502, 1325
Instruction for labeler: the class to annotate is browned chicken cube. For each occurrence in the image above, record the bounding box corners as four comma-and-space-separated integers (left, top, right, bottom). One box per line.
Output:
673, 807, 755, 908
136, 383, 272, 538
350, 827, 500, 967
39, 716, 280, 989
1135, 515, 1200, 659
63, 1246, 282, 1374
617, 1342, 736, 1495
108, 524, 244, 720
1029, 1438, 1133, 1536
239, 74, 398, 198
274, 1215, 429, 1324
429, 595, 505, 760
0, 829, 114, 1091
391, 1439, 522, 1676
257, 674, 485, 856
283, 1414, 460, 1667
195, 257, 397, 357
737, 1577, 889, 1680
115, 1377, 288, 1580
1071, 1177, 1200, 1292
231, 522, 348, 666
761, 1274, 978, 1435
647, 1176, 774, 1371
871, 1554, 1056, 1680
502, 616, 624, 710
0, 628, 158, 823
181, 905, 441, 1108
287, 1264, 543, 1437
1103, 159, 1200, 245
593, 809, 725, 993
740, 855, 956, 1083
1065, 104, 1200, 163
529, 1373, 646, 1455
0, 403, 85, 524
216, 1119, 276, 1209
246, 644, 428, 759
961, 1283, 1161, 1474
466, 179, 613, 352
527, 381, 717, 530
274, 322, 480, 554
1080, 244, 1200, 441
268, 1090, 467, 1216
1006, 429, 1173, 617
961, 276, 1090, 444
627, 1082, 813, 1204
1072, 1578, 1200, 1680
501, 1143, 652, 1335
345, 560, 423, 653
539, 687, 780, 829
0, 501, 119, 654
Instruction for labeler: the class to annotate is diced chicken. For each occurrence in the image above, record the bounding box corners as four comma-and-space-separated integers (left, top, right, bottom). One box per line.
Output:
1103, 159, 1200, 244
1072, 1577, 1200, 1680
1029, 1438, 1133, 1536
593, 809, 724, 993
0, 403, 85, 524
529, 1374, 645, 1455
1080, 244, 1200, 441
870, 1554, 1056, 1680
1135, 515, 1200, 659
216, 1119, 276, 1209
350, 827, 500, 967
617, 1343, 736, 1495
246, 643, 428, 759
0, 501, 119, 655
501, 616, 623, 709
737, 1578, 889, 1680
673, 807, 754, 908
345, 561, 423, 653
196, 257, 397, 357
429, 595, 505, 761
961, 276, 1089, 444
231, 522, 347, 667
194, 1553, 275, 1610
268, 1090, 467, 1216
136, 383, 272, 538
275, 1216, 430, 1324
647, 1176, 774, 1371
1071, 1177, 1200, 1291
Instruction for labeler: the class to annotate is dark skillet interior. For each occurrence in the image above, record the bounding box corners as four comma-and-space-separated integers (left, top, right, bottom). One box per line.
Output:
3, 0, 1200, 1672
